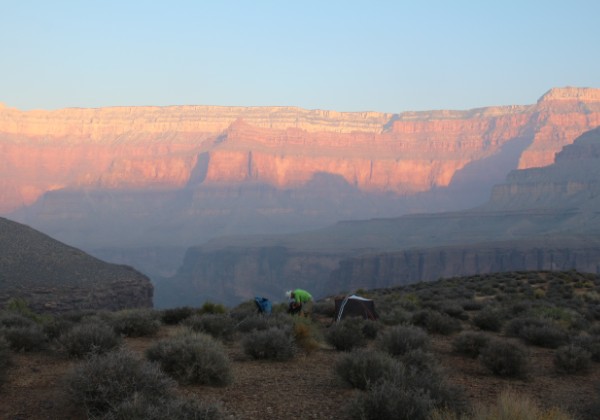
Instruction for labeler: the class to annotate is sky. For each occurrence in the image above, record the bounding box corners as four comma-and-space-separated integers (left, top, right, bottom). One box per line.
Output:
1, 1, 600, 113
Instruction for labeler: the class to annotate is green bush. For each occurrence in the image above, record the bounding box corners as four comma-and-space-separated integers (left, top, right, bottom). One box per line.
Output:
110, 309, 161, 337
242, 327, 296, 361
326, 318, 367, 351
60, 321, 122, 358
183, 314, 236, 342
145, 331, 232, 386
452, 331, 491, 358
198, 302, 227, 315
66, 349, 175, 418
1, 324, 48, 352
334, 348, 398, 390
479, 338, 529, 378
553, 344, 592, 374
160, 306, 195, 325
375, 325, 430, 356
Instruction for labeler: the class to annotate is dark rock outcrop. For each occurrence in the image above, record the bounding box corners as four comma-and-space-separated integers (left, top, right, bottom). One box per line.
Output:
0, 217, 153, 313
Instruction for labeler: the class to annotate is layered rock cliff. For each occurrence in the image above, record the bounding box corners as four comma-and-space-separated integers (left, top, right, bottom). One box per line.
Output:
2, 87, 600, 214
164, 127, 600, 305
0, 217, 153, 313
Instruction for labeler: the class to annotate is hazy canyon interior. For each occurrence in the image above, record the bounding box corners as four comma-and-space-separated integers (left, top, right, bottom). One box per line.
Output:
2, 87, 600, 307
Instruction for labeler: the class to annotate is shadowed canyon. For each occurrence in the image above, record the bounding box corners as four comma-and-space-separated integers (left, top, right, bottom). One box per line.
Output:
2, 87, 600, 307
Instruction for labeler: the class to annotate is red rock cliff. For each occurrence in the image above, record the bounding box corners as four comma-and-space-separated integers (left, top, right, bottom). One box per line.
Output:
1, 87, 599, 213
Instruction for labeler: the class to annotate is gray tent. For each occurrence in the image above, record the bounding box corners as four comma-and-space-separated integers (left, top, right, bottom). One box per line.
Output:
334, 295, 378, 322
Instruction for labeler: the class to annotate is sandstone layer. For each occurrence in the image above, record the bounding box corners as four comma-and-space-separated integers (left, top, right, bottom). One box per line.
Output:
2, 87, 600, 214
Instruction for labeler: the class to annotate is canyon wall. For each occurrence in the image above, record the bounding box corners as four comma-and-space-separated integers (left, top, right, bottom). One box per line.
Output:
326, 239, 600, 294
164, 126, 600, 305
2, 87, 600, 214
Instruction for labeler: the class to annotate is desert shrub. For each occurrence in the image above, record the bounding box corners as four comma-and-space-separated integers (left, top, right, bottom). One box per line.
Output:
470, 388, 573, 420
553, 344, 592, 374
378, 305, 411, 326
391, 361, 467, 414
242, 327, 296, 361
160, 306, 195, 325
452, 331, 491, 358
0, 311, 36, 328
1, 324, 48, 351
519, 324, 568, 348
479, 338, 529, 378
236, 315, 271, 333
0, 335, 11, 386
66, 349, 175, 418
441, 303, 468, 320
573, 335, 600, 362
399, 349, 439, 373
312, 300, 335, 317
292, 317, 321, 353
461, 299, 483, 311
4, 298, 49, 324
361, 319, 381, 339
326, 318, 367, 351
145, 331, 232, 386
504, 316, 546, 337
375, 324, 430, 356
198, 301, 227, 315
42, 316, 75, 340
346, 379, 435, 420
101, 394, 224, 420
472, 307, 504, 332
334, 348, 398, 390
183, 314, 236, 342
60, 321, 122, 358
109, 309, 161, 337
411, 309, 462, 335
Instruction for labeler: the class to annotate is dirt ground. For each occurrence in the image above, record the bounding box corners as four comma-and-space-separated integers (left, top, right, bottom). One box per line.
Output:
1, 324, 600, 420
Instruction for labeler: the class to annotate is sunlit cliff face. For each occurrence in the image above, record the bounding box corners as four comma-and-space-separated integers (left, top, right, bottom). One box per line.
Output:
1, 87, 599, 214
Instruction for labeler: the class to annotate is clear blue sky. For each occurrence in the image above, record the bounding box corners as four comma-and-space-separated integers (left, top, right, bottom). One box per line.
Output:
1, 1, 599, 113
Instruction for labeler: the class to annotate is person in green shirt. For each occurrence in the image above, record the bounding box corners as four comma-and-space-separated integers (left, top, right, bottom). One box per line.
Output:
286, 289, 313, 318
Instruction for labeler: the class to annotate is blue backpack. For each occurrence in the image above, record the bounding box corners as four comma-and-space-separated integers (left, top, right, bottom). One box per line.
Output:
254, 297, 272, 315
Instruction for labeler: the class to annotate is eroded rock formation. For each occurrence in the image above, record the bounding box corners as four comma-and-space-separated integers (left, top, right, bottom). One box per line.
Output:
2, 87, 600, 214
163, 126, 600, 305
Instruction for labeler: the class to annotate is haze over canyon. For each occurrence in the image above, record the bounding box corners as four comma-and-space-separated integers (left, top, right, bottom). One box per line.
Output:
2, 87, 600, 306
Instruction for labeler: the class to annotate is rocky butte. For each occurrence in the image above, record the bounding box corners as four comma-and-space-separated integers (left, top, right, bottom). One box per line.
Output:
1, 87, 600, 305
